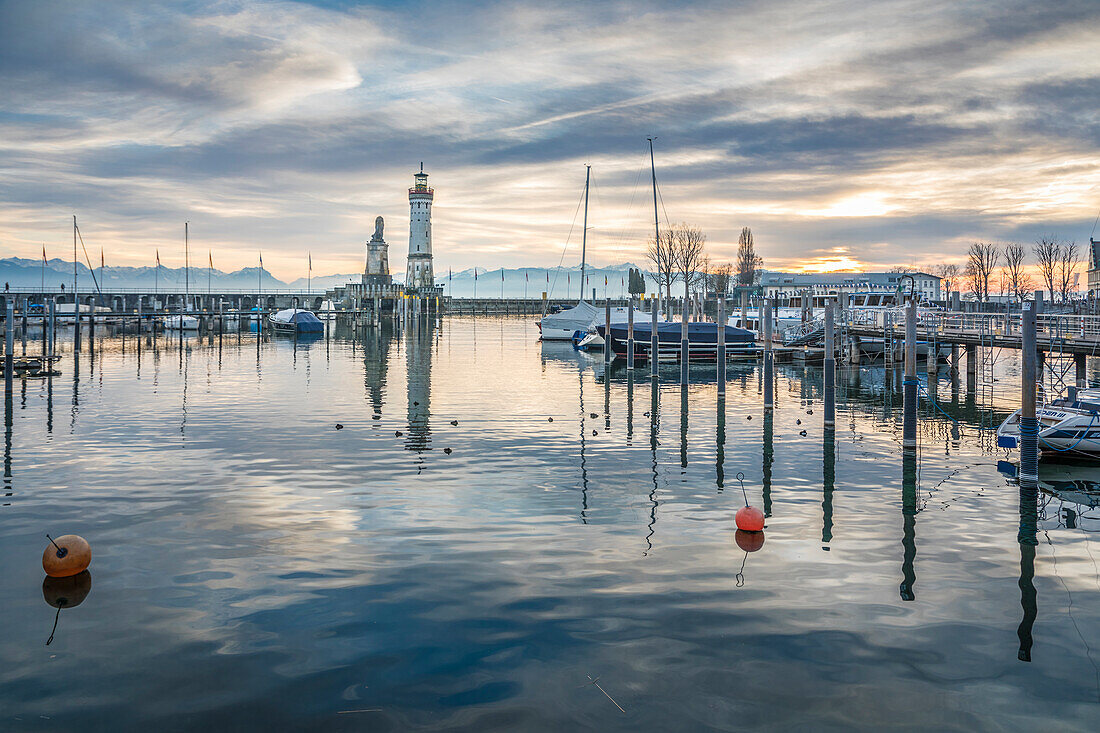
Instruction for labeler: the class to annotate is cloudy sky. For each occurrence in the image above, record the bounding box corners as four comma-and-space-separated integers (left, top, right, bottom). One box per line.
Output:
1, 0, 1098, 281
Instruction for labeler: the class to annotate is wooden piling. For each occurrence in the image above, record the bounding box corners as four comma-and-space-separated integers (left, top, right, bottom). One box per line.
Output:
651, 296, 659, 377
4, 302, 13, 392
764, 298, 774, 410
604, 299, 611, 364
627, 297, 635, 369
903, 298, 917, 450
824, 298, 835, 428
1020, 300, 1038, 483
718, 296, 726, 396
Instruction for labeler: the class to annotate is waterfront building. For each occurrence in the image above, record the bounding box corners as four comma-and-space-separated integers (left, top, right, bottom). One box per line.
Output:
758, 271, 942, 301
1087, 238, 1100, 296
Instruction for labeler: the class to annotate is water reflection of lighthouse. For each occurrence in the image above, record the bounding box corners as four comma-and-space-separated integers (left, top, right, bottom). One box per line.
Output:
405, 321, 435, 452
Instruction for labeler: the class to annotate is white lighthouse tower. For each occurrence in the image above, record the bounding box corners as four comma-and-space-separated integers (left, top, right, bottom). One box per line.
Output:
405, 163, 435, 293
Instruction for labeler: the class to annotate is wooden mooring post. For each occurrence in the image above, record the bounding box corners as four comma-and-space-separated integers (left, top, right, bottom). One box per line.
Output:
1020, 300, 1038, 484
4, 301, 13, 393
903, 298, 918, 450
824, 298, 835, 428
650, 296, 659, 377
717, 296, 726, 396
627, 298, 635, 370
764, 298, 774, 410
604, 299, 611, 364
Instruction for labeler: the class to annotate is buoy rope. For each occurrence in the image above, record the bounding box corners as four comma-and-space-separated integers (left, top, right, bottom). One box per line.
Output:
45, 533, 67, 558
736, 471, 748, 504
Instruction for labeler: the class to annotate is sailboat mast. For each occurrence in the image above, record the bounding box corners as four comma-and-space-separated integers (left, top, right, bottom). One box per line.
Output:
648, 138, 659, 253
184, 222, 190, 311
72, 216, 77, 304
580, 164, 590, 302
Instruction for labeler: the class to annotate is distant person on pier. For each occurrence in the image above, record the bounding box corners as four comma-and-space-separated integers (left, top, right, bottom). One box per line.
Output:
60, 283, 65, 293
3, 282, 7, 292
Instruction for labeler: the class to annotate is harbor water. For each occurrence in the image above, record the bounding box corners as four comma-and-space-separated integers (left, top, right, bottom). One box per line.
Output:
2, 316, 1099, 731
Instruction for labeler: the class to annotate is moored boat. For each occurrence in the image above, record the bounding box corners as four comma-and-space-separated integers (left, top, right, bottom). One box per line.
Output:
268, 308, 324, 334
998, 388, 1100, 456
597, 320, 758, 362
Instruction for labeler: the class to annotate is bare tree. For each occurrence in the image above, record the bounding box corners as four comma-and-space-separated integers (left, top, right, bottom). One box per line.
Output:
1058, 239, 1080, 303
735, 227, 763, 285
673, 223, 708, 298
1033, 236, 1060, 302
932, 263, 960, 296
966, 242, 999, 302
707, 262, 734, 296
1001, 243, 1032, 302
646, 228, 680, 303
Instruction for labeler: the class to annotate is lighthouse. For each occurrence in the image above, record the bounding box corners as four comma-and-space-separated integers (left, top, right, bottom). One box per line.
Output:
406, 163, 435, 293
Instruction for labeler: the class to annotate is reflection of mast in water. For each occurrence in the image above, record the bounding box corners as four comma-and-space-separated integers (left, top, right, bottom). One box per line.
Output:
822, 427, 835, 546
762, 411, 774, 517
626, 370, 634, 444
404, 319, 433, 453
1017, 482, 1038, 662
579, 367, 589, 524
363, 321, 392, 421
646, 374, 660, 554
900, 449, 918, 601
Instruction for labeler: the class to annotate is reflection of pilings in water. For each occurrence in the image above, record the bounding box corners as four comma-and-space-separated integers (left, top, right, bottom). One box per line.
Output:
46, 375, 53, 434
404, 319, 432, 452
822, 427, 835, 546
3, 391, 12, 506
900, 449, 918, 601
679, 385, 688, 469
762, 411, 774, 517
716, 396, 726, 490
626, 370, 634, 443
1017, 482, 1038, 662
646, 375, 660, 554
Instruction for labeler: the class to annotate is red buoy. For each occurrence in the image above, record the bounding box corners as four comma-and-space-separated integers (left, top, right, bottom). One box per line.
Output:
735, 529, 765, 552
735, 506, 765, 532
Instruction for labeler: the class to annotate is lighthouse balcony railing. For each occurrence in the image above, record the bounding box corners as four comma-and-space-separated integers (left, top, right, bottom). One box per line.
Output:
408, 187, 434, 195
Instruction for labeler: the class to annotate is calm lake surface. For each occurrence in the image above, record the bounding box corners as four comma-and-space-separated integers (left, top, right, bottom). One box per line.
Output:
2, 316, 1099, 731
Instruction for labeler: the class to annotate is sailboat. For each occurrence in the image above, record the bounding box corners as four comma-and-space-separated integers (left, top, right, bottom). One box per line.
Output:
538, 166, 652, 341
165, 222, 199, 330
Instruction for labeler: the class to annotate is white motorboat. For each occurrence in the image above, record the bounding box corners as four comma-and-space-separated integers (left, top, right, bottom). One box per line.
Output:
998, 388, 1100, 456
164, 314, 199, 330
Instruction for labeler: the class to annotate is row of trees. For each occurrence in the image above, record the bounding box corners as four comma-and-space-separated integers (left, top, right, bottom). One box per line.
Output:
645, 225, 762, 302
902, 237, 1083, 303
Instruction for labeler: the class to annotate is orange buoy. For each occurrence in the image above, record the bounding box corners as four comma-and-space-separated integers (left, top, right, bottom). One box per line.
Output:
735, 506, 765, 532
735, 529, 765, 552
42, 534, 91, 578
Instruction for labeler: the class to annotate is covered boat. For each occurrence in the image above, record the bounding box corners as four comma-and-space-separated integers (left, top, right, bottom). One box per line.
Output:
596, 321, 758, 362
539, 301, 600, 341
164, 314, 199, 330
268, 308, 324, 334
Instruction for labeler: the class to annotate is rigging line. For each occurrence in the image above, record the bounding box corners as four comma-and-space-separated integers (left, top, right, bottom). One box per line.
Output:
606, 146, 650, 262
1090, 206, 1099, 239
74, 225, 101, 294
545, 178, 588, 308
654, 177, 673, 231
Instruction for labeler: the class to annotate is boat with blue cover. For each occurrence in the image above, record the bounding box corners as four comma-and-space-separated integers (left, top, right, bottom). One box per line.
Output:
596, 321, 758, 362
268, 308, 324, 334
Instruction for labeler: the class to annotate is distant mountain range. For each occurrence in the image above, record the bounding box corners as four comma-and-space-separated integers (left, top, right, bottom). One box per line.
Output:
0, 256, 359, 292
437, 263, 658, 299
0, 257, 657, 297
